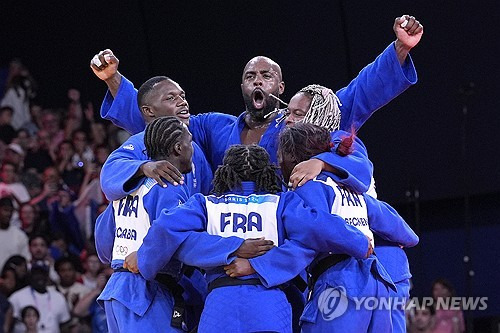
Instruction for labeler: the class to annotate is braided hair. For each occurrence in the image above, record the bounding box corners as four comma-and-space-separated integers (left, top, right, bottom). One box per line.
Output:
279, 123, 331, 164
137, 76, 170, 108
144, 116, 185, 160
299, 84, 342, 131
212, 144, 281, 196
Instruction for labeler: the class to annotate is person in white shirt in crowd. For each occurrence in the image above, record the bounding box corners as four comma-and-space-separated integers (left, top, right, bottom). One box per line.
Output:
7, 264, 70, 333
0, 198, 30, 270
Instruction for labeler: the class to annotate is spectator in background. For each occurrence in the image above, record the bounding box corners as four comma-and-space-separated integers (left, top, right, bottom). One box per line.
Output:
39, 109, 64, 154
407, 298, 436, 333
21, 305, 40, 333
71, 130, 94, 169
81, 252, 103, 290
56, 140, 84, 194
21, 171, 42, 204
0, 267, 17, 297
0, 290, 12, 333
0, 198, 30, 270
0, 59, 37, 130
29, 166, 66, 221
3, 256, 28, 292
23, 130, 55, 174
0, 141, 6, 165
0, 161, 30, 227
8, 264, 70, 333
0, 162, 30, 205
14, 128, 32, 154
64, 89, 84, 140
94, 145, 110, 167
75, 160, 105, 241
27, 235, 58, 284
90, 122, 108, 149
19, 203, 46, 238
21, 103, 43, 137
49, 189, 85, 253
54, 257, 90, 314
72, 267, 111, 333
431, 278, 465, 333
3, 143, 26, 173
0, 106, 16, 144
49, 233, 84, 274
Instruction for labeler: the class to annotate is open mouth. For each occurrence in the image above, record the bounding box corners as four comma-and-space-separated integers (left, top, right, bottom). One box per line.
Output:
252, 89, 265, 109
176, 109, 190, 118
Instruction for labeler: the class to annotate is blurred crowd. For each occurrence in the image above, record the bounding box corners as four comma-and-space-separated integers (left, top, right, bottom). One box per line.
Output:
0, 59, 129, 332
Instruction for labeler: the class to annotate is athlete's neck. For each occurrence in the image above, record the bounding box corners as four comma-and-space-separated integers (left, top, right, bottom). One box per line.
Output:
244, 112, 275, 130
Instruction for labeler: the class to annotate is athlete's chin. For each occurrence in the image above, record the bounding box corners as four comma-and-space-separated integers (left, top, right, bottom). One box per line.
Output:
247, 108, 268, 120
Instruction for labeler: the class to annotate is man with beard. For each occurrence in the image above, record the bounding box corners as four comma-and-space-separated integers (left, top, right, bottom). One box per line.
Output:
91, 14, 423, 331
90, 14, 422, 177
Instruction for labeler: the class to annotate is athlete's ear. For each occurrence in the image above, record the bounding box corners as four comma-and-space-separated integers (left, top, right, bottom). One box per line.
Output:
174, 141, 182, 156
141, 105, 154, 118
279, 81, 285, 95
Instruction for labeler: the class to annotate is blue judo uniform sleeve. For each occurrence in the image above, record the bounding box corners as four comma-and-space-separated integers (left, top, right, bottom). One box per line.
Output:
313, 131, 374, 193
100, 131, 213, 201
137, 192, 370, 281
100, 76, 145, 135
246, 191, 371, 288
364, 194, 419, 247
95, 204, 115, 264
99, 43, 416, 173
250, 178, 418, 288
100, 132, 147, 201
137, 194, 244, 281
336, 42, 417, 131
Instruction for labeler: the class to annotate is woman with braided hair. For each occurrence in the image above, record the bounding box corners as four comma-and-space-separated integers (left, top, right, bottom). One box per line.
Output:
286, 82, 417, 333
284, 84, 342, 131
271, 123, 418, 332
125, 143, 377, 333
95, 116, 196, 333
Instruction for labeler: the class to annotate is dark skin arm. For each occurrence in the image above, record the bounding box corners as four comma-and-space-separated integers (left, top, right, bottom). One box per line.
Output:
224, 258, 256, 278
225, 236, 373, 278
89, 49, 121, 98
124, 160, 184, 191
289, 159, 336, 188
124, 238, 274, 274
393, 15, 424, 65
231, 237, 274, 258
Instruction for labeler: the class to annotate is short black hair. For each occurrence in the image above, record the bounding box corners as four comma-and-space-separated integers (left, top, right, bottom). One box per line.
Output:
137, 76, 170, 108
28, 233, 49, 247
0, 106, 14, 115
0, 197, 14, 208
21, 305, 40, 320
54, 257, 76, 272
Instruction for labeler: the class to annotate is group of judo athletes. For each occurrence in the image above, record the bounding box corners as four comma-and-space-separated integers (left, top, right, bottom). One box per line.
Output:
91, 14, 423, 333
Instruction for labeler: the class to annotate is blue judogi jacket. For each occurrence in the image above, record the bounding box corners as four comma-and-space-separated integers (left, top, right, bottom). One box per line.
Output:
95, 179, 190, 315
136, 182, 371, 283
100, 42, 416, 189
247, 136, 419, 289
100, 131, 213, 201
